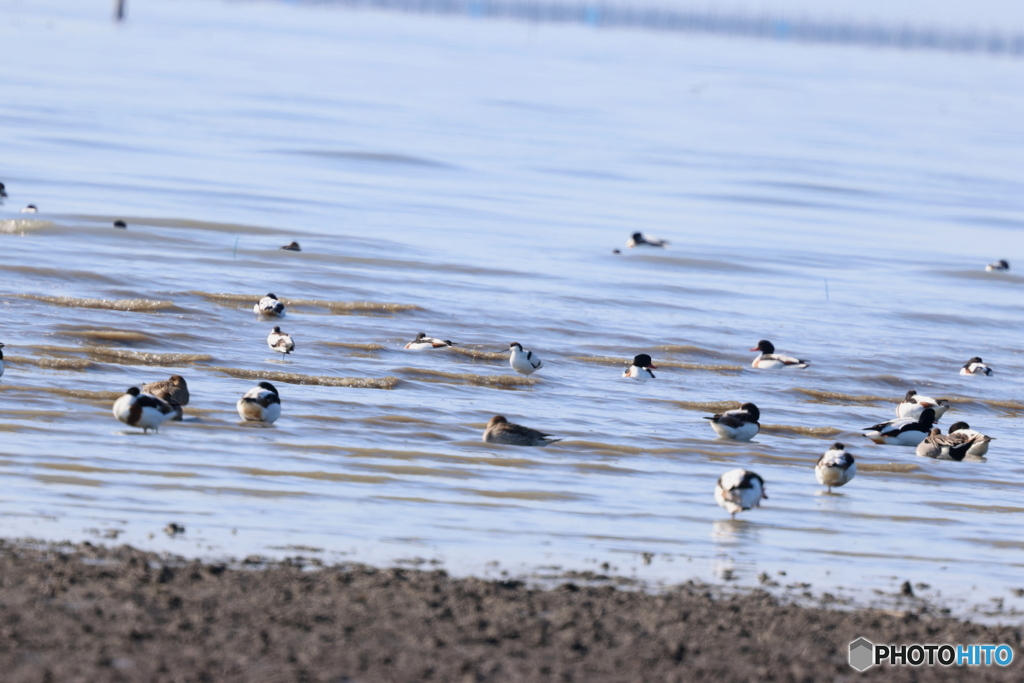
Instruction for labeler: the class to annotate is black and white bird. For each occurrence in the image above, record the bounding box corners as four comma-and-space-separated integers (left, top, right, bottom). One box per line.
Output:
253, 293, 285, 316
815, 443, 856, 493
714, 468, 767, 520
986, 260, 1009, 272
482, 415, 560, 447
917, 426, 992, 461
404, 332, 453, 350
863, 407, 935, 446
623, 353, 658, 379
896, 390, 950, 421
21, 204, 37, 214
944, 421, 993, 458
509, 342, 542, 376
705, 403, 760, 441
141, 375, 190, 421
236, 381, 281, 423
0, 182, 7, 197
626, 232, 668, 248
749, 340, 809, 369
112, 387, 176, 433
0, 341, 5, 379
279, 241, 301, 251
268, 326, 294, 354
960, 357, 992, 376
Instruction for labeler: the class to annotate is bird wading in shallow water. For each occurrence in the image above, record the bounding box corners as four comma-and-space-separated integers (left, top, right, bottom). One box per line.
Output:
815, 443, 856, 493
715, 469, 767, 520
268, 326, 295, 355
237, 382, 281, 423
112, 387, 176, 433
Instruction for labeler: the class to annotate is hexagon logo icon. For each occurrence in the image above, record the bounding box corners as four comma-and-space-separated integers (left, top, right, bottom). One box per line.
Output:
849, 637, 875, 671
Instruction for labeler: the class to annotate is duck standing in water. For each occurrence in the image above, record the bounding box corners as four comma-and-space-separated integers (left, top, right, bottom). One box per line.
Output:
749, 340, 809, 369
268, 326, 295, 355
236, 381, 281, 423
626, 232, 668, 248
815, 443, 856, 492
960, 357, 992, 376
715, 469, 767, 520
141, 375, 190, 421
863, 407, 935, 446
896, 390, 950, 421
508, 342, 542, 376
253, 293, 285, 317
482, 415, 560, 447
705, 403, 760, 441
404, 333, 454, 350
112, 387, 176, 433
623, 353, 658, 378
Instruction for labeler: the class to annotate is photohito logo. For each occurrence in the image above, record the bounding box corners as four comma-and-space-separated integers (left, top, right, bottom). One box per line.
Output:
849, 638, 1014, 671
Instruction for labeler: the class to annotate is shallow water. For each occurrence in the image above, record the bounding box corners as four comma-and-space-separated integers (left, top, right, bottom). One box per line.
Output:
2, 0, 1024, 617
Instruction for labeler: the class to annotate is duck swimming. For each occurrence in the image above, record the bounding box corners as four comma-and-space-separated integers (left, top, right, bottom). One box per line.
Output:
508, 342, 542, 376
863, 407, 935, 446
268, 326, 295, 354
113, 220, 127, 229
279, 241, 301, 251
404, 333, 453, 350
714, 469, 767, 520
815, 443, 856, 493
960, 357, 992, 376
253, 293, 285, 316
112, 387, 176, 433
482, 415, 561, 447
985, 260, 1009, 272
626, 232, 668, 248
623, 353, 657, 379
21, 204, 37, 213
749, 340, 808, 369
0, 342, 4, 379
705, 403, 760, 441
896, 390, 950, 421
236, 381, 281, 423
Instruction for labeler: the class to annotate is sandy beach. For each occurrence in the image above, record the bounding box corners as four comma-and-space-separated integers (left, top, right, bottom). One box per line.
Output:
0, 539, 1018, 682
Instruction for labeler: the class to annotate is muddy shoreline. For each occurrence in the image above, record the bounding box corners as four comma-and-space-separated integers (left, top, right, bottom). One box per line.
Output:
0, 539, 1019, 682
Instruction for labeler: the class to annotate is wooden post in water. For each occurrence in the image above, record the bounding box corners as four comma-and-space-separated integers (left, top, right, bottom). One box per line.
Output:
114, 0, 126, 21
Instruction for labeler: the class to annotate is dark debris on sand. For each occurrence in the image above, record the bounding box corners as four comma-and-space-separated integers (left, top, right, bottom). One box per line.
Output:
0, 540, 1020, 682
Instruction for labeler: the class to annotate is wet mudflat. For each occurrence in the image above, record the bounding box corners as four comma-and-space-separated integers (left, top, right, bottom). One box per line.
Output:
0, 539, 1019, 683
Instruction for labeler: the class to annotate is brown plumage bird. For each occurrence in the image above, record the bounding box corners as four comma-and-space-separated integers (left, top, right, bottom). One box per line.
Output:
482, 415, 561, 447
141, 375, 190, 421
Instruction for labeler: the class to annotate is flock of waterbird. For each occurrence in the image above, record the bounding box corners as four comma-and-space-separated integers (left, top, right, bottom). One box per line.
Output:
0, 191, 1009, 521
102, 231, 1002, 522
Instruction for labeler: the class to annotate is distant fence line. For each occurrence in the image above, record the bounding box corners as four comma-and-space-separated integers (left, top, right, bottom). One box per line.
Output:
303, 0, 1024, 56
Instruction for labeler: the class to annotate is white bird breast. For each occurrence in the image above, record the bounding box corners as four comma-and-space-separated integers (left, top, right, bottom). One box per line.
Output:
710, 420, 758, 441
